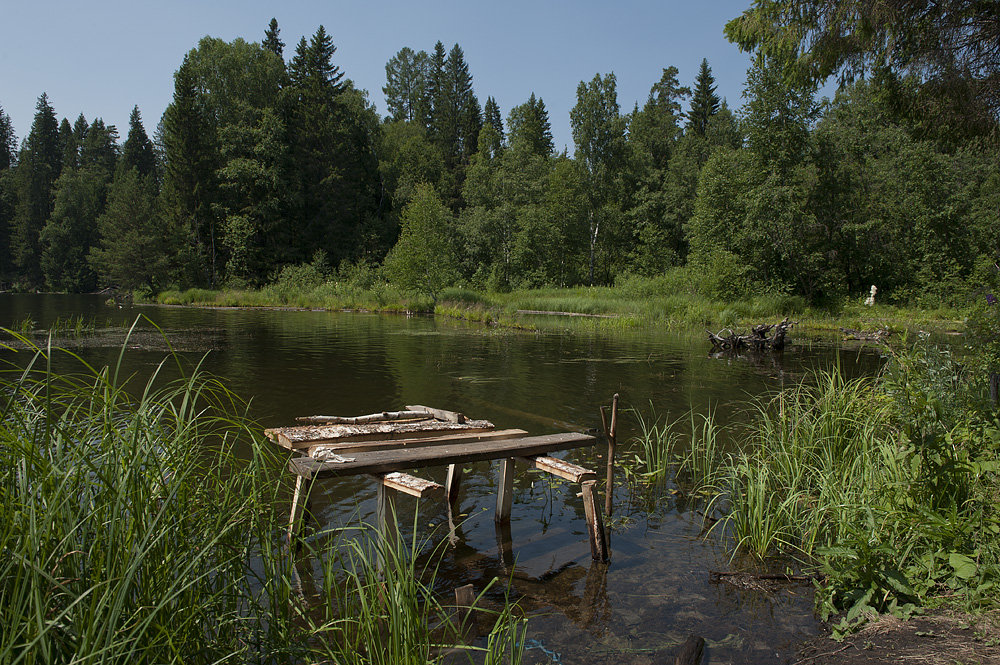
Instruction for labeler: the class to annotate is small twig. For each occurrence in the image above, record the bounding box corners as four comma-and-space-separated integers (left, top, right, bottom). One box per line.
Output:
792, 643, 853, 663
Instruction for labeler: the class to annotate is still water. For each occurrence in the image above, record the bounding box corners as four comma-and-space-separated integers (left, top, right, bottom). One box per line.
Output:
1, 294, 885, 664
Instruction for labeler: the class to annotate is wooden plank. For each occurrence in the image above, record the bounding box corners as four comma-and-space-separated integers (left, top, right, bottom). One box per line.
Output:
295, 410, 432, 425
519, 455, 596, 483
581, 480, 608, 562
287, 474, 309, 548
405, 404, 466, 424
496, 458, 515, 523
266, 418, 494, 450
306, 428, 528, 456
290, 432, 597, 479
374, 471, 443, 498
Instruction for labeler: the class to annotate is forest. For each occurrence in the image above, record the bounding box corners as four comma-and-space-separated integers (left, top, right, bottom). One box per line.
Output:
0, 11, 998, 308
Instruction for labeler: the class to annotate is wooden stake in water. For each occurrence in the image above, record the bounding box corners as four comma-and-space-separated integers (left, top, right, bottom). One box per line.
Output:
602, 393, 619, 517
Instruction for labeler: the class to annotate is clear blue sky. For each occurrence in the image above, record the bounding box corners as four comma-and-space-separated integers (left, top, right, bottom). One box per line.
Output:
2, 0, 761, 152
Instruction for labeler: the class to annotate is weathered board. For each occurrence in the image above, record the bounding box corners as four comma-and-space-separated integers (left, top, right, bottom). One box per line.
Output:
375, 472, 443, 497
290, 432, 597, 479
306, 428, 528, 456
520, 455, 596, 483
266, 418, 495, 450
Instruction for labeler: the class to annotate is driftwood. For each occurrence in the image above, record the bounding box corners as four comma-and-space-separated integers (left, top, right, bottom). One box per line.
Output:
295, 410, 432, 425
708, 317, 795, 352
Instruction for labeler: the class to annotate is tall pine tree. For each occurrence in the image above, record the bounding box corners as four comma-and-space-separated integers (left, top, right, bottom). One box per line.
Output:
119, 106, 157, 180
383, 47, 429, 123
508, 93, 553, 157
0, 104, 16, 279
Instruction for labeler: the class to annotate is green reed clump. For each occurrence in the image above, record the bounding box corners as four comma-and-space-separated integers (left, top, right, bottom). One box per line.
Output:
305, 512, 527, 665
629, 407, 728, 494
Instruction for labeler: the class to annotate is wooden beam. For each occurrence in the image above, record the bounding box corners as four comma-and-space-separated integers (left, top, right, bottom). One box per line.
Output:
518, 455, 596, 483
290, 432, 597, 479
581, 480, 608, 562
373, 472, 443, 498
266, 418, 494, 450
306, 428, 528, 456
496, 458, 515, 523
405, 404, 466, 424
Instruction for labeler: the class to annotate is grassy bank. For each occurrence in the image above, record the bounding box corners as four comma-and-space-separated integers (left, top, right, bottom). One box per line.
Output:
154, 269, 966, 335
631, 337, 1000, 637
0, 330, 525, 663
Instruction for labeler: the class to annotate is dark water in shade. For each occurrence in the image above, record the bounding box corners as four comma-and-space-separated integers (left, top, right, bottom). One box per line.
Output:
0, 294, 887, 664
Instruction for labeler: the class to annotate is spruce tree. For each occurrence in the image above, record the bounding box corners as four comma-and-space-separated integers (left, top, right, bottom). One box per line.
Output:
688, 58, 720, 136
58, 118, 78, 172
427, 41, 448, 144
508, 93, 554, 156
0, 104, 16, 278
10, 93, 61, 285
161, 56, 219, 286
119, 106, 157, 180
483, 96, 503, 141
262, 18, 284, 58
80, 119, 119, 175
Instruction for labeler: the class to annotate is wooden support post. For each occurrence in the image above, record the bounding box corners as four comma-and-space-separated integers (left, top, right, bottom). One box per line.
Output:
495, 457, 515, 523
287, 474, 312, 549
674, 635, 706, 665
445, 463, 463, 507
495, 520, 514, 569
376, 481, 397, 571
581, 479, 608, 562
603, 393, 619, 517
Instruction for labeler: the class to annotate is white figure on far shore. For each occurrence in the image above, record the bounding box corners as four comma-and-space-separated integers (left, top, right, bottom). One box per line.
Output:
864, 285, 877, 306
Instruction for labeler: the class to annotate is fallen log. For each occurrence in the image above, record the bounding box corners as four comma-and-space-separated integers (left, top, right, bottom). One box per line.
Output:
708, 317, 795, 352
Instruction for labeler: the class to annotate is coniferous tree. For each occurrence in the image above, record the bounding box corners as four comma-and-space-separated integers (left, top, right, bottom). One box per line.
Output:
0, 104, 16, 278
58, 118, 78, 172
79, 119, 119, 174
39, 166, 104, 291
119, 106, 157, 180
427, 41, 448, 142
90, 167, 168, 290
507, 93, 554, 157
10, 93, 61, 285
483, 96, 503, 141
262, 18, 284, 58
688, 58, 721, 136
285, 26, 382, 266
162, 56, 219, 286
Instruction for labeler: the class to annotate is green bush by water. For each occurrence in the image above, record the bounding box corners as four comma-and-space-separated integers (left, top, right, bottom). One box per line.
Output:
630, 338, 1000, 635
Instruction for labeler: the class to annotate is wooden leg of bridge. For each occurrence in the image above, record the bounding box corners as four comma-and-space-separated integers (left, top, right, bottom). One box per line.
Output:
376, 482, 397, 572
496, 458, 515, 523
287, 474, 312, 550
446, 463, 463, 508
581, 480, 608, 562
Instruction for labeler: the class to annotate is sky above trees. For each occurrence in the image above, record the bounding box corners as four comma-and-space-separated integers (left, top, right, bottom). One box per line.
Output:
2, 0, 759, 151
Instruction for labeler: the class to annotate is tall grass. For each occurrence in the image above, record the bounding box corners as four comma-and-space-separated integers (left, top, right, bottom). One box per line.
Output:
0, 327, 526, 663
630, 407, 728, 494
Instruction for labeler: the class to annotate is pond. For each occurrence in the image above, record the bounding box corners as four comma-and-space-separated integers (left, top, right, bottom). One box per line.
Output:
0, 294, 886, 664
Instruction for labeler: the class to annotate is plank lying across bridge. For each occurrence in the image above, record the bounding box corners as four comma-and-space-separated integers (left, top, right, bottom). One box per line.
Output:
290, 432, 597, 479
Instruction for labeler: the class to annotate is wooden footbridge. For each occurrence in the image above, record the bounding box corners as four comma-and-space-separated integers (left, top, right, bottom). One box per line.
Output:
265, 405, 611, 562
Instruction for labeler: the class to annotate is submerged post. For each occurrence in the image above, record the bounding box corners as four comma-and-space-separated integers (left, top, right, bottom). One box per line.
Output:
603, 393, 619, 516
495, 457, 515, 523
581, 479, 608, 562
